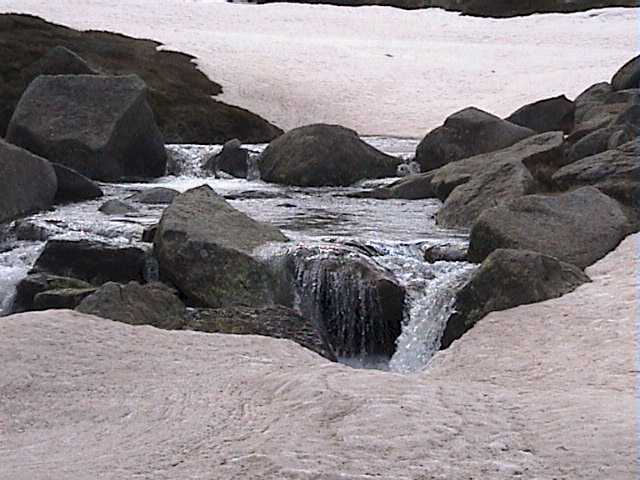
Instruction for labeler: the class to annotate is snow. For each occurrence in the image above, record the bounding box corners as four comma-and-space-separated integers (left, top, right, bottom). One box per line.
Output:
0, 0, 637, 137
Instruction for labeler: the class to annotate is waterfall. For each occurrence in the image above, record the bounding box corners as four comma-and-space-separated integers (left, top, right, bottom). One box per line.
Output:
0, 236, 44, 317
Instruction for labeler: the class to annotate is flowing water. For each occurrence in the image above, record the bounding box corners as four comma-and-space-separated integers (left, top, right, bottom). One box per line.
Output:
0, 137, 475, 372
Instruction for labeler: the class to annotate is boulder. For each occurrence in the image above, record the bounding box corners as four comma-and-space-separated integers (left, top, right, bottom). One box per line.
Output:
553, 140, 640, 207
185, 305, 336, 361
434, 132, 565, 229
32, 239, 147, 285
258, 124, 401, 187
505, 95, 574, 133
13, 219, 49, 241
76, 281, 185, 330
424, 243, 468, 263
127, 187, 179, 205
203, 139, 250, 178
611, 55, 640, 91
414, 107, 535, 172
52, 163, 103, 203
6, 74, 166, 181
29, 45, 96, 76
98, 199, 138, 215
154, 185, 288, 307
32, 287, 97, 310
468, 187, 629, 268
571, 83, 639, 136
13, 273, 94, 313
441, 249, 590, 348
0, 138, 57, 223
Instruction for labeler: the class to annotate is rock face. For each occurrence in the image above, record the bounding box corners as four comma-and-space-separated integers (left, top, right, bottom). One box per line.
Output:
33, 239, 147, 285
414, 107, 535, 172
434, 132, 565, 229
31, 45, 96, 76
7, 74, 167, 181
52, 163, 103, 203
441, 249, 590, 348
203, 139, 250, 178
0, 14, 282, 144
506, 95, 574, 133
127, 187, 179, 205
553, 140, 640, 206
258, 124, 401, 187
77, 281, 185, 330
154, 185, 288, 307
0, 139, 57, 223
185, 305, 336, 361
611, 55, 640, 91
468, 187, 629, 268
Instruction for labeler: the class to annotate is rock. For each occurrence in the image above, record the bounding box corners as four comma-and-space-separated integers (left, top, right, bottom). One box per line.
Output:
185, 305, 336, 361
440, 249, 590, 348
0, 14, 282, 144
154, 185, 288, 307
13, 273, 93, 313
33, 239, 147, 285
571, 83, 640, 136
29, 45, 96, 76
505, 95, 574, 134
354, 172, 437, 200
141, 225, 158, 243
127, 187, 179, 205
424, 243, 468, 263
0, 138, 57, 223
52, 163, 103, 203
13, 219, 49, 241
258, 124, 401, 187
76, 281, 185, 330
553, 140, 640, 207
98, 200, 138, 215
203, 139, 250, 178
434, 132, 565, 229
414, 107, 535, 172
611, 55, 640, 91
468, 187, 629, 268
6, 74, 167, 181
32, 287, 97, 310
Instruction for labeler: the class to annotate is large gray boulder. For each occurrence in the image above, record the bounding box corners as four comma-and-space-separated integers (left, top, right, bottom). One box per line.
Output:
0, 139, 57, 223
258, 124, 401, 187
52, 163, 103, 203
185, 305, 336, 361
414, 107, 535, 172
553, 140, 640, 207
154, 185, 288, 307
611, 55, 640, 91
6, 74, 166, 181
434, 132, 565, 229
77, 281, 185, 330
468, 187, 629, 268
506, 95, 574, 134
441, 249, 590, 348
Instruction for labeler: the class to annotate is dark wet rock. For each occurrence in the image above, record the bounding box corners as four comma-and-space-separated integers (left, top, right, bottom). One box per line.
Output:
13, 273, 93, 313
506, 95, 574, 134
32, 239, 147, 285
7, 74, 166, 181
0, 14, 282, 143
77, 281, 185, 330
223, 190, 292, 201
468, 187, 629, 268
553, 140, 640, 207
414, 107, 535, 172
52, 163, 103, 203
441, 249, 590, 348
424, 243, 468, 263
203, 138, 250, 178
32, 287, 97, 311
354, 172, 437, 200
141, 225, 158, 243
29, 45, 96, 76
612, 55, 640, 91
258, 124, 401, 187
127, 187, 179, 205
0, 139, 57, 223
185, 305, 337, 361
98, 199, 138, 215
154, 185, 288, 308
13, 220, 49, 242
434, 132, 565, 229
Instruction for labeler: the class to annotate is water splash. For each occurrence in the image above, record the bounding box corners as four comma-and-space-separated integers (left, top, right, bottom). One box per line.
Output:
0, 240, 44, 316
165, 144, 222, 177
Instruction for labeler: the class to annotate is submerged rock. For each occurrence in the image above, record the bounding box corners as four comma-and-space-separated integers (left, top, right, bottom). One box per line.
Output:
98, 199, 138, 215
414, 107, 534, 172
185, 305, 336, 361
506, 95, 574, 134
127, 187, 179, 205
441, 248, 590, 348
6, 74, 166, 181
52, 163, 103, 203
468, 187, 629, 268
154, 185, 288, 307
258, 124, 401, 187
0, 139, 57, 223
355, 171, 437, 200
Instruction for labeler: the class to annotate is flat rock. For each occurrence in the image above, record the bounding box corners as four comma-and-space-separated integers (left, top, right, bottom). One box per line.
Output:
98, 199, 138, 215
127, 187, 179, 205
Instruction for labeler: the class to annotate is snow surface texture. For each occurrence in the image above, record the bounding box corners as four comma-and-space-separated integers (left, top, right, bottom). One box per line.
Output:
0, 234, 637, 479
0, 0, 637, 137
